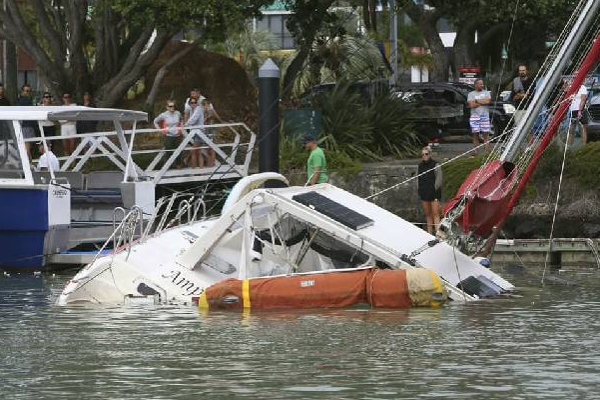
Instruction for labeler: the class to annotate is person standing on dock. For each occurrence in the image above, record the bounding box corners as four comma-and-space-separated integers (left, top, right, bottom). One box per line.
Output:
467, 79, 491, 155
0, 84, 11, 106
512, 65, 534, 107
154, 100, 183, 167
568, 84, 588, 144
59, 92, 77, 156
39, 92, 56, 137
303, 134, 328, 185
76, 91, 97, 135
17, 84, 36, 160
512, 64, 536, 126
417, 147, 442, 235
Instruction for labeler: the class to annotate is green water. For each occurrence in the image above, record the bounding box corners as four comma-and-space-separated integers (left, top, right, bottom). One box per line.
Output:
1, 267, 600, 399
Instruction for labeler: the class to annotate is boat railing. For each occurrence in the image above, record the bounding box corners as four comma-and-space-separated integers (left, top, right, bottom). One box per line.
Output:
24, 122, 256, 186
88, 205, 145, 265
138, 193, 208, 242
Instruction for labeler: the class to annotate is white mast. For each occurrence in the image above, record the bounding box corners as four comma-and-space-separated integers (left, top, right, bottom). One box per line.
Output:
500, 0, 600, 162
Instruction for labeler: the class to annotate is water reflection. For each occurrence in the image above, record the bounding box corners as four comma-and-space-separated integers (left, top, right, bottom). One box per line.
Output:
0, 267, 599, 399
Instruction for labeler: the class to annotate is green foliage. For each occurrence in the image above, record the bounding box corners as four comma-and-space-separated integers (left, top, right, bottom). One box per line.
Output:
283, 33, 391, 98
300, 82, 419, 161
112, 0, 269, 41
533, 142, 600, 190
207, 27, 277, 78
279, 134, 363, 181
533, 143, 564, 179
440, 155, 485, 200
282, 0, 341, 48
312, 83, 377, 159
398, 22, 426, 48
370, 94, 419, 158
319, 35, 389, 83
566, 142, 600, 190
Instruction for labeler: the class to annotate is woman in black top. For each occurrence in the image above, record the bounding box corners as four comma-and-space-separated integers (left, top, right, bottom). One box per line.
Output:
417, 147, 443, 234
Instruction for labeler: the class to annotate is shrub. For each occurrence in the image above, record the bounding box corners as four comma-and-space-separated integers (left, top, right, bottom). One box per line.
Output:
309, 82, 419, 160
370, 93, 419, 157
312, 82, 377, 159
279, 133, 362, 183
567, 141, 600, 190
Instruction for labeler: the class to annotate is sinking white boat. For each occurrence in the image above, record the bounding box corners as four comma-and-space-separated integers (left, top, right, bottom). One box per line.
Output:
58, 173, 514, 306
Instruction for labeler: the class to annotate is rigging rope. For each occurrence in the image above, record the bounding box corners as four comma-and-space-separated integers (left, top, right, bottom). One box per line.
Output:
541, 115, 572, 285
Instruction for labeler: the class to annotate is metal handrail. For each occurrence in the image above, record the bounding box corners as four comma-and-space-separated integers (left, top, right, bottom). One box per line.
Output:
25, 122, 256, 185
89, 206, 144, 266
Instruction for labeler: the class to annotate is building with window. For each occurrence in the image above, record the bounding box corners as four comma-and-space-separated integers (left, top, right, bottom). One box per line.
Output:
253, 1, 295, 50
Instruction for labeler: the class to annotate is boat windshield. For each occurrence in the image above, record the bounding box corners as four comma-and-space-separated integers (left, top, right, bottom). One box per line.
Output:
0, 121, 24, 180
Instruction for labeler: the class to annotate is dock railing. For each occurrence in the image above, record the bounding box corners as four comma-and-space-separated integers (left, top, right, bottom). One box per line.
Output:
24, 122, 256, 186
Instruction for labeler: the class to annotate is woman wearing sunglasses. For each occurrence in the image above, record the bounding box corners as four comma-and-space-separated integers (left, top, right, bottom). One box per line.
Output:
39, 92, 56, 137
154, 101, 183, 167
417, 147, 443, 235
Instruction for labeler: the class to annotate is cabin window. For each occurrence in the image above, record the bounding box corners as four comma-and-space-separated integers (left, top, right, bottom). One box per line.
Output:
0, 121, 25, 179
254, 213, 371, 270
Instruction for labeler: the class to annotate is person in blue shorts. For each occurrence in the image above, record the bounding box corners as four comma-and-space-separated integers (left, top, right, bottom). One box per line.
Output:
467, 79, 491, 155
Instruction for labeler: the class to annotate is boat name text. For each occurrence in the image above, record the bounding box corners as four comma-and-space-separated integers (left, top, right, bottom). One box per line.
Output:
161, 270, 203, 296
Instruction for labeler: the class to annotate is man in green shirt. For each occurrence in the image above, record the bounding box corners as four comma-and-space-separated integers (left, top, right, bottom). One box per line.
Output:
303, 134, 328, 185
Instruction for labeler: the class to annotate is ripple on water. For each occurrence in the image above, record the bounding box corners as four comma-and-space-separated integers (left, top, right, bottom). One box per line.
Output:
2, 270, 600, 399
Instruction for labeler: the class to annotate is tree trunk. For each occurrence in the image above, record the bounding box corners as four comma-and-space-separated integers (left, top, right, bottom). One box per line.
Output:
362, 0, 371, 31
144, 42, 200, 118
401, 3, 448, 81
4, 39, 17, 102
282, 46, 310, 101
420, 20, 448, 81
369, 0, 377, 33
451, 22, 477, 80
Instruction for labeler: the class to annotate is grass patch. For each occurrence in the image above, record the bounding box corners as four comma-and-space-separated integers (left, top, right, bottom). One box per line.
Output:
441, 155, 484, 200
567, 141, 600, 190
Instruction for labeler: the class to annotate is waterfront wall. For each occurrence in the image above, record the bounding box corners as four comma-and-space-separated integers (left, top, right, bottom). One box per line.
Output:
327, 161, 600, 239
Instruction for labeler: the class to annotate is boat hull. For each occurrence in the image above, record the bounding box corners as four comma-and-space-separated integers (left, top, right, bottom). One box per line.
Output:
0, 186, 69, 271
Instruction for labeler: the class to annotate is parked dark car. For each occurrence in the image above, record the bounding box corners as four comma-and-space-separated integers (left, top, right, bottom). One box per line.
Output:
394, 82, 516, 142
585, 85, 600, 141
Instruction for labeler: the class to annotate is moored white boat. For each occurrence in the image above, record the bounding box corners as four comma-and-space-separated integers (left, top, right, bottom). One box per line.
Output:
0, 106, 255, 272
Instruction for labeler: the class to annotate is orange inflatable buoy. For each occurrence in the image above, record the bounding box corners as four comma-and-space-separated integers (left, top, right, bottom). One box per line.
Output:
198, 267, 447, 311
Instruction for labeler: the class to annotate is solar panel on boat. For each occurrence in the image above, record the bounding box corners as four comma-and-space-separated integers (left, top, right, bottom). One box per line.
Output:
292, 191, 374, 230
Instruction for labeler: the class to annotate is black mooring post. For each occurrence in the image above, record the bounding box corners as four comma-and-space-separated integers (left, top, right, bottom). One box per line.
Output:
258, 58, 280, 179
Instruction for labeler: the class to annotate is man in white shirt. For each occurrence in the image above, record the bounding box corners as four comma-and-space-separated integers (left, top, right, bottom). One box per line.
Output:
184, 88, 212, 122
569, 84, 588, 144
37, 141, 60, 172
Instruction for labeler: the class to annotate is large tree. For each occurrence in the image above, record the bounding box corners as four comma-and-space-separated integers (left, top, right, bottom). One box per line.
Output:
0, 0, 268, 107
396, 0, 577, 81
281, 0, 340, 101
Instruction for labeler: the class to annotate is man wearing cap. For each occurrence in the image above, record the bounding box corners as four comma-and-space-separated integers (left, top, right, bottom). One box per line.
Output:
37, 141, 60, 172
303, 134, 328, 185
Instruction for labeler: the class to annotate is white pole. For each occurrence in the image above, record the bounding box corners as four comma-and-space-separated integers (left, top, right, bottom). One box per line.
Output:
500, 0, 600, 162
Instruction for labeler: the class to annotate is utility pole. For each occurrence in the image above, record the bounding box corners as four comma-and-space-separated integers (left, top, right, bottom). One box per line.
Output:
389, 0, 398, 87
